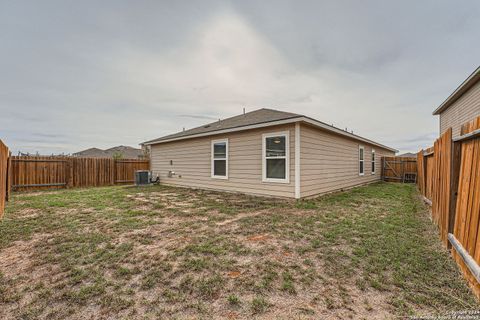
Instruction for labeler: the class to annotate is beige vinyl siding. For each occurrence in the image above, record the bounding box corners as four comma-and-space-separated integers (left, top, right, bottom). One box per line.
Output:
300, 124, 394, 198
150, 124, 296, 198
440, 80, 480, 138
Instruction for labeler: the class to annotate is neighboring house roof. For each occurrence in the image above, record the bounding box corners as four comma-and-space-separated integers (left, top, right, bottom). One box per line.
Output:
397, 152, 417, 158
73, 148, 108, 157
144, 109, 300, 144
143, 108, 397, 153
433, 66, 480, 115
104, 146, 145, 159
73, 146, 143, 158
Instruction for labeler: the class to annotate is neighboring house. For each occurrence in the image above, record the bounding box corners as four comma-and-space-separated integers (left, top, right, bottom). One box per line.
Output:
143, 108, 396, 199
397, 152, 417, 158
73, 146, 145, 159
73, 147, 106, 158
433, 66, 480, 138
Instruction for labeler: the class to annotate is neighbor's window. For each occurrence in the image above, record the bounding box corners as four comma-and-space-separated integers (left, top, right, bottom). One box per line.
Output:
263, 132, 289, 182
371, 149, 376, 175
211, 139, 228, 179
359, 146, 365, 176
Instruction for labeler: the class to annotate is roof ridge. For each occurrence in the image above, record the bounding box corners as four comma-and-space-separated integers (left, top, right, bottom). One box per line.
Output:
143, 108, 303, 144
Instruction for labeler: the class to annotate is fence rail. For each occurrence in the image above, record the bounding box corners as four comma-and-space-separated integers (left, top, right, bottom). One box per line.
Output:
11, 156, 149, 191
416, 116, 480, 299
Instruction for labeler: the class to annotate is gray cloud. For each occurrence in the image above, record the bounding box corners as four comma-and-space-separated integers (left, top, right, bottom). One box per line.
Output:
1, 0, 479, 155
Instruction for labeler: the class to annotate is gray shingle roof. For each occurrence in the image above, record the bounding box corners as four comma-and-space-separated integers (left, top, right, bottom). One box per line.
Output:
73, 146, 144, 158
397, 152, 417, 158
143, 108, 301, 144
142, 107, 397, 153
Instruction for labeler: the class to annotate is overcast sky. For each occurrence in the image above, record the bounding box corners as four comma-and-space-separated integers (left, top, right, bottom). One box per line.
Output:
1, 0, 479, 155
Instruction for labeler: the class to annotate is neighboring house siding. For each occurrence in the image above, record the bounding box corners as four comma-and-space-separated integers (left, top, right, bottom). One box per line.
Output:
300, 124, 394, 198
150, 124, 296, 198
440, 80, 480, 138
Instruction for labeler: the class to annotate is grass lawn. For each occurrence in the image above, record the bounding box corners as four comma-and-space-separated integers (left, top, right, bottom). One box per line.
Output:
0, 182, 477, 319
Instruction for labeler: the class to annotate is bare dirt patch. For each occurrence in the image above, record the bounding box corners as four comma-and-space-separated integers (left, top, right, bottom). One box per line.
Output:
0, 233, 51, 278
15, 207, 41, 218
246, 234, 269, 242
216, 210, 270, 226
226, 271, 241, 279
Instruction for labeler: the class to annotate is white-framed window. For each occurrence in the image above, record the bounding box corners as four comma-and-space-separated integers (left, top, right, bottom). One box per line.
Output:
262, 131, 289, 183
371, 149, 376, 175
359, 145, 365, 176
211, 139, 228, 179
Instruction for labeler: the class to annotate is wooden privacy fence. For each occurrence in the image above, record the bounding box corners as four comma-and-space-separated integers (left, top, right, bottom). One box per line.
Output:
451, 117, 480, 300
416, 150, 426, 196
11, 156, 150, 191
417, 131, 455, 244
416, 117, 480, 299
382, 156, 417, 183
0, 140, 11, 218
431, 129, 452, 245
417, 147, 435, 202
424, 147, 435, 202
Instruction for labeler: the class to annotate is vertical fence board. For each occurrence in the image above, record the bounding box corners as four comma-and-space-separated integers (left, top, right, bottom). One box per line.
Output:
449, 141, 462, 236
425, 154, 435, 201
6, 151, 12, 202
431, 128, 452, 245
466, 140, 480, 254
0, 140, 9, 218
416, 150, 426, 196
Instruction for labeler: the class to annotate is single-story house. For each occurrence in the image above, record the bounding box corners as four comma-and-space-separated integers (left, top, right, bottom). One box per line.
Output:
433, 66, 480, 138
397, 152, 417, 158
73, 146, 146, 159
142, 108, 397, 199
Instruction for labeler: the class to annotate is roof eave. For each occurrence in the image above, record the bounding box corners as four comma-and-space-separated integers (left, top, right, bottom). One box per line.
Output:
301, 117, 398, 153
140, 115, 303, 145
143, 116, 397, 153
141, 116, 304, 145
432, 66, 480, 115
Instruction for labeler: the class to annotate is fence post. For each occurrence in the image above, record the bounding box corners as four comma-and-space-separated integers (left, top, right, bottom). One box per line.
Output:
422, 151, 427, 197
381, 157, 385, 181
65, 158, 69, 188
66, 158, 74, 188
